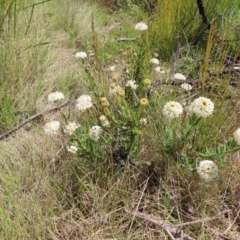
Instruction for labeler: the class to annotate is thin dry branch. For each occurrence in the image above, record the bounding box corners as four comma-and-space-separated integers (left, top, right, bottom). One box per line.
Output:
124, 209, 195, 240
175, 209, 232, 227
116, 37, 137, 41
0, 99, 73, 140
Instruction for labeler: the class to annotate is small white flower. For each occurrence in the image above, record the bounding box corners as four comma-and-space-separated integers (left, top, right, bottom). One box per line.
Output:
48, 91, 64, 103
126, 80, 138, 90
233, 128, 240, 145
109, 65, 116, 72
174, 73, 186, 81
89, 126, 102, 141
109, 84, 122, 95
233, 65, 240, 70
134, 22, 148, 31
181, 83, 192, 91
64, 122, 80, 135
155, 66, 165, 74
43, 121, 60, 135
67, 145, 78, 154
162, 101, 183, 119
140, 118, 147, 126
187, 97, 214, 118
197, 160, 218, 181
99, 115, 110, 127
75, 51, 87, 59
76, 95, 93, 111
150, 58, 160, 65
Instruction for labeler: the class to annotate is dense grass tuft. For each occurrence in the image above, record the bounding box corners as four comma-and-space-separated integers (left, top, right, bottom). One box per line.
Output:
1, 0, 240, 239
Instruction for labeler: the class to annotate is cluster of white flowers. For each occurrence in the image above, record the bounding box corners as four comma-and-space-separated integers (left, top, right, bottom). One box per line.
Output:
134, 22, 148, 31
181, 83, 192, 91
197, 160, 218, 181
109, 83, 122, 95
126, 80, 138, 90
187, 97, 214, 118
48, 91, 64, 103
99, 115, 110, 127
64, 122, 80, 135
89, 126, 102, 141
174, 73, 186, 81
162, 101, 183, 119
43, 121, 60, 135
155, 66, 165, 74
150, 58, 160, 65
76, 95, 93, 111
233, 128, 240, 145
67, 145, 78, 154
75, 51, 87, 59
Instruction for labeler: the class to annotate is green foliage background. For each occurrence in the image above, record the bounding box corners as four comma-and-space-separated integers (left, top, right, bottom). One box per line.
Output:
0, 0, 240, 239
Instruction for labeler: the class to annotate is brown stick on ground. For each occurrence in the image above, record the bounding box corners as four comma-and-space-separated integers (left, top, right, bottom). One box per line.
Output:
116, 37, 137, 41
175, 209, 232, 228
0, 99, 73, 141
124, 209, 196, 240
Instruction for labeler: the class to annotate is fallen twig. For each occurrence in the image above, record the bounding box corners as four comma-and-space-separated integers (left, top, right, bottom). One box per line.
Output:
175, 209, 232, 228
0, 99, 73, 140
124, 209, 195, 240
116, 37, 137, 41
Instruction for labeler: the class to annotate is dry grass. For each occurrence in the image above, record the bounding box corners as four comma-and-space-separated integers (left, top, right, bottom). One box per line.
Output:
1, 0, 240, 239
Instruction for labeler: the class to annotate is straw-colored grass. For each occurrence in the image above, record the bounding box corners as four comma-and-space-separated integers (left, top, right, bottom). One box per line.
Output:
1, 0, 240, 239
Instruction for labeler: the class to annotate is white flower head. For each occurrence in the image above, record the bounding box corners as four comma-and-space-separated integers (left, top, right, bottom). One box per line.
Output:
75, 52, 87, 59
109, 83, 122, 95
76, 95, 93, 111
181, 83, 192, 91
109, 65, 116, 72
233, 66, 240, 70
67, 145, 78, 154
89, 126, 102, 141
197, 160, 218, 181
233, 128, 240, 145
48, 91, 64, 103
162, 101, 183, 119
43, 121, 60, 135
150, 58, 160, 65
140, 118, 147, 126
174, 73, 186, 81
126, 80, 138, 90
99, 115, 110, 127
134, 22, 148, 31
64, 122, 80, 135
155, 66, 165, 74
187, 97, 214, 118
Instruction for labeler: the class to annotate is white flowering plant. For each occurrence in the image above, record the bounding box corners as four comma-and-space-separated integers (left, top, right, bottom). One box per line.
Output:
61, 24, 240, 185
63, 96, 149, 166
64, 118, 104, 163
154, 96, 240, 172
61, 51, 153, 167
62, 24, 157, 167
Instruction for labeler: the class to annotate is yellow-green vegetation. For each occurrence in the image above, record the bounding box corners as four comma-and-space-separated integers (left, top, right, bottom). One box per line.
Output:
151, 0, 240, 59
1, 0, 240, 239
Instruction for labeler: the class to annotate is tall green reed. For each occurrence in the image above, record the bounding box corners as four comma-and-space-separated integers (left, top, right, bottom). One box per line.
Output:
0, 0, 17, 35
